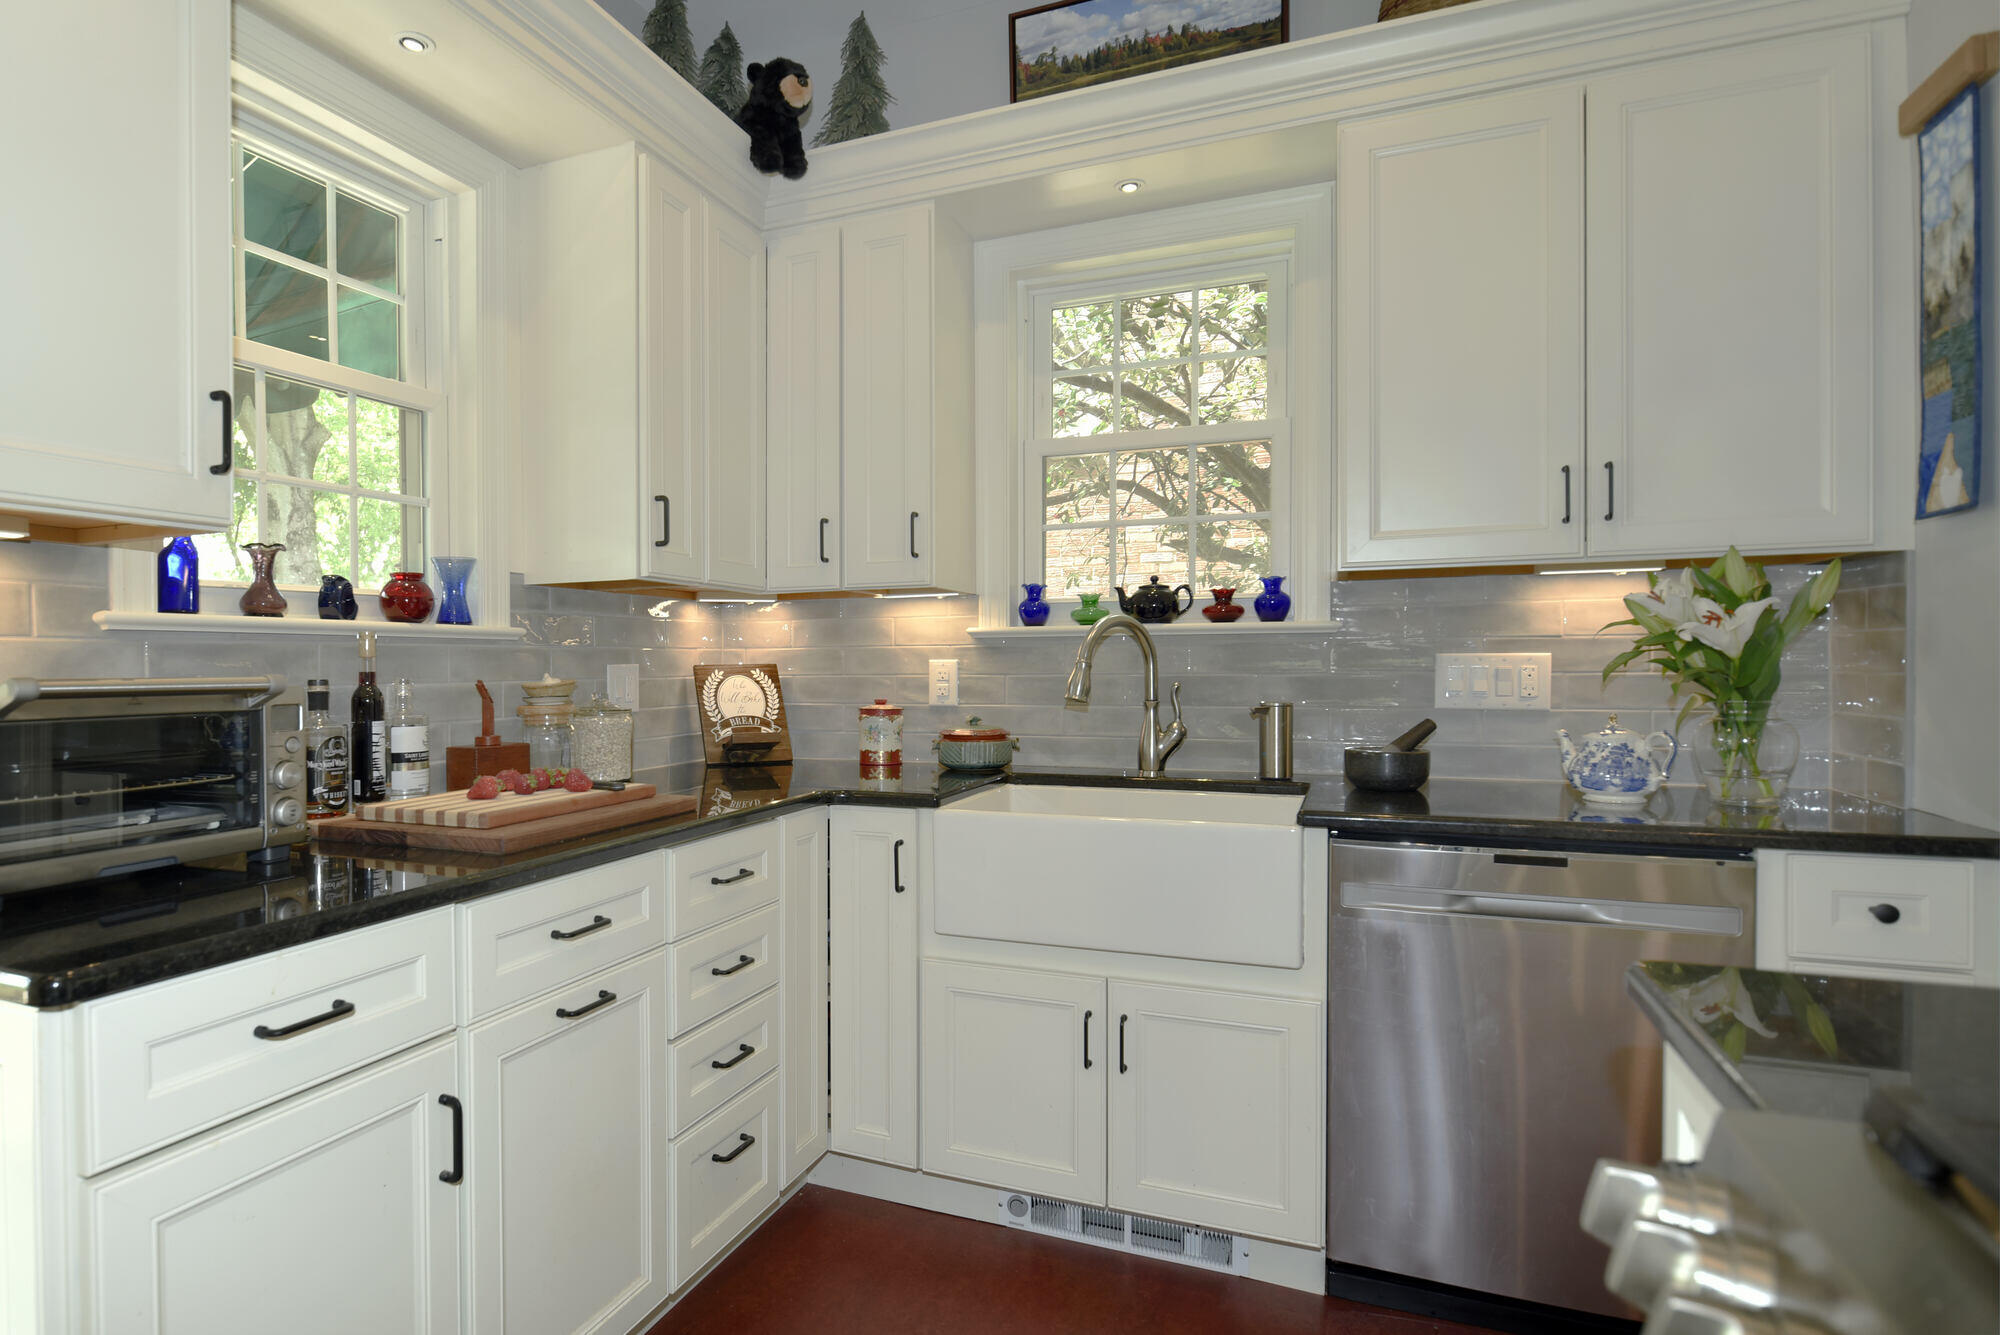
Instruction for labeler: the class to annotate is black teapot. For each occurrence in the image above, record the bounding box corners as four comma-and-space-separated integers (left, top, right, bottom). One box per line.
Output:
1115, 576, 1194, 624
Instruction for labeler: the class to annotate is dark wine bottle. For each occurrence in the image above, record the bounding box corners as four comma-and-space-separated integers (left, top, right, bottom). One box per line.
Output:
350, 631, 387, 804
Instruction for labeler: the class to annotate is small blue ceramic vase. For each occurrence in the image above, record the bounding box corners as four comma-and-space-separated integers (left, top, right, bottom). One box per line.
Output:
157, 536, 200, 614
1017, 582, 1051, 627
1253, 575, 1291, 622
318, 574, 358, 620
433, 556, 476, 626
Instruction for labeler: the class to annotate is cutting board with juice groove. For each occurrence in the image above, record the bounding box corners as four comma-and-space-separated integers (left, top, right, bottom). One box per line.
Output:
313, 787, 697, 854
349, 783, 657, 829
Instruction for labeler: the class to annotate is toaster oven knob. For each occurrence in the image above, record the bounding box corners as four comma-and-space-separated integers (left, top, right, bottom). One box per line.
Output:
1582, 1160, 1669, 1244
273, 761, 305, 790
1606, 1219, 1702, 1308
284, 735, 303, 754
273, 798, 304, 827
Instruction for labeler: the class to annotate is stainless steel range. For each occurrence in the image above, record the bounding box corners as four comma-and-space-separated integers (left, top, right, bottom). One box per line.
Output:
0, 676, 308, 891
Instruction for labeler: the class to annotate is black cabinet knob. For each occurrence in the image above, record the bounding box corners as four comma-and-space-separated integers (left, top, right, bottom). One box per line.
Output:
1869, 902, 1900, 925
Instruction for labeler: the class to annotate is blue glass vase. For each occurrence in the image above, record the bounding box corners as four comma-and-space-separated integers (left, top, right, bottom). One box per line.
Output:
1253, 575, 1291, 622
1017, 582, 1050, 627
317, 574, 358, 620
433, 556, 475, 626
156, 536, 199, 614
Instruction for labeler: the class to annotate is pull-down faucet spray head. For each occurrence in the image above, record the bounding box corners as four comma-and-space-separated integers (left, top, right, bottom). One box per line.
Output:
1064, 658, 1092, 705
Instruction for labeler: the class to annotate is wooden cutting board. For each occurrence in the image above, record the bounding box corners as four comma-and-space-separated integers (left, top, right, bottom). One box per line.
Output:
315, 791, 696, 854
351, 783, 656, 829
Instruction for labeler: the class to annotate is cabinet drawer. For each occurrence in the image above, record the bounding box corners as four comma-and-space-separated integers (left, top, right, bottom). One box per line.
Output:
670, 990, 780, 1136
672, 1072, 779, 1289
671, 904, 779, 1037
80, 909, 456, 1175
462, 853, 667, 1020
1786, 855, 1975, 974
667, 822, 781, 940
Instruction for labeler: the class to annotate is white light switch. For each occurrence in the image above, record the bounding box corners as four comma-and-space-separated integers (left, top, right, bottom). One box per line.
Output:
607, 663, 640, 710
1494, 668, 1516, 697
1434, 653, 1553, 711
929, 659, 959, 706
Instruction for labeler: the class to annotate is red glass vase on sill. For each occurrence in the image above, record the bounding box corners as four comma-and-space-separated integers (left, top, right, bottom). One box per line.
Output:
380, 570, 434, 623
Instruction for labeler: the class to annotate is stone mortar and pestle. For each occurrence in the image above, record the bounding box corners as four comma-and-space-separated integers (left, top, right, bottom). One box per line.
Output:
1343, 718, 1438, 791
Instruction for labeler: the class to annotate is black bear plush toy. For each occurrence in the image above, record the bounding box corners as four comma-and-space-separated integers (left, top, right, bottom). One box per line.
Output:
736, 59, 812, 179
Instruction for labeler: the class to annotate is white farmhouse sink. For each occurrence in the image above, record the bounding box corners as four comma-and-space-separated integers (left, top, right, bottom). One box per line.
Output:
932, 784, 1305, 968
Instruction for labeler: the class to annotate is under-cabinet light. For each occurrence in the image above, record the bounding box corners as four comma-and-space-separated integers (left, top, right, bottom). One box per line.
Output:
873, 592, 955, 600
396, 32, 435, 54
1535, 565, 1665, 577
0, 529, 27, 542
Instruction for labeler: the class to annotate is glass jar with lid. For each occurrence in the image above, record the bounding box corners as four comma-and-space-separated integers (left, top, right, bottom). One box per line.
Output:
572, 693, 634, 782
516, 675, 577, 772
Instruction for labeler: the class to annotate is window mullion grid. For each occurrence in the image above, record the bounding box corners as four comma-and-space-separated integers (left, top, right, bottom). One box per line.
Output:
324, 176, 341, 370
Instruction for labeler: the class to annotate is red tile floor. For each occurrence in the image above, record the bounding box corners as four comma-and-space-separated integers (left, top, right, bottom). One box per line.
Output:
648, 1186, 1501, 1334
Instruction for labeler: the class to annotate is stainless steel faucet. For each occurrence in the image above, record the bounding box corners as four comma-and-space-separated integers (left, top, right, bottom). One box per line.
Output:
1063, 613, 1186, 777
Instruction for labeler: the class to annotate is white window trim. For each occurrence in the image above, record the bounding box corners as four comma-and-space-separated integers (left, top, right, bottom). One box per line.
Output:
104, 9, 523, 641
970, 186, 1333, 631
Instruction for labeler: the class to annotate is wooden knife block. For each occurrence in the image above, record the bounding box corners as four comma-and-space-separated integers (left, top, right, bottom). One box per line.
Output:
446, 742, 531, 790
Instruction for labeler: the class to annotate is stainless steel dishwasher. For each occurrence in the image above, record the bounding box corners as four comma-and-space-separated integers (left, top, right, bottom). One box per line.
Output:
1325, 840, 1756, 1320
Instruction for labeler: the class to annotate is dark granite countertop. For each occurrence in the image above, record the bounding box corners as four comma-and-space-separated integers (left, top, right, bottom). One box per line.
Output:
1298, 777, 2000, 859
1627, 961, 1998, 1202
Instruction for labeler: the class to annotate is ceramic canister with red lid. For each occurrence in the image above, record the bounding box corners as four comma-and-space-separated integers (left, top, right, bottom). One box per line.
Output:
859, 698, 903, 771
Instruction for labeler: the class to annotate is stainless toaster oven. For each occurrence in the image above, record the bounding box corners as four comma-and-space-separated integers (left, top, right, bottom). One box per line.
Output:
0, 677, 308, 891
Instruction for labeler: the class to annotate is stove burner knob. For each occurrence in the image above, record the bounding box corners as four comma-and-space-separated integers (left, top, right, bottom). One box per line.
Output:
1606, 1219, 1702, 1308
1583, 1160, 1668, 1244
273, 798, 303, 827
1642, 1294, 1781, 1335
273, 761, 305, 790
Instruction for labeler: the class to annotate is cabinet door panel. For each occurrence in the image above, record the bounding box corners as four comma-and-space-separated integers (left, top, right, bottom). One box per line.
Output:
705, 205, 767, 590
85, 1040, 459, 1335
1586, 34, 1874, 556
1338, 86, 1584, 568
841, 206, 934, 588
639, 153, 705, 582
922, 961, 1106, 1202
466, 951, 670, 1335
1107, 983, 1321, 1245
829, 808, 919, 1166
0, 0, 231, 530
779, 809, 830, 1184
767, 228, 844, 591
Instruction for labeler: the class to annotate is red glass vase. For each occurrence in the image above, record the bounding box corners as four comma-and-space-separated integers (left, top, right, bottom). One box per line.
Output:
1202, 588, 1245, 623
380, 571, 434, 623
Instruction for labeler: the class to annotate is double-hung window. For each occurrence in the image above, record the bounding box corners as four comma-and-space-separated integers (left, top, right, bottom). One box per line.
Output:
197, 135, 441, 592
1030, 262, 1289, 608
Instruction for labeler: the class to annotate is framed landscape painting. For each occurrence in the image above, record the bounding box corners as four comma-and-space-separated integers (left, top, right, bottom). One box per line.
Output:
1010, 0, 1289, 104
1915, 83, 1982, 519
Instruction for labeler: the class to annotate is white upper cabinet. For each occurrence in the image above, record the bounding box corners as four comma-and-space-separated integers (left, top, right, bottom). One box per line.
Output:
1338, 85, 1586, 569
1584, 33, 1876, 558
0, 0, 232, 536
638, 152, 707, 584
767, 227, 845, 592
704, 204, 769, 590
843, 207, 938, 588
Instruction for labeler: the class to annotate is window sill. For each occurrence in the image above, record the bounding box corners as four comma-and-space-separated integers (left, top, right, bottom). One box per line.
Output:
93, 611, 527, 643
966, 619, 1328, 644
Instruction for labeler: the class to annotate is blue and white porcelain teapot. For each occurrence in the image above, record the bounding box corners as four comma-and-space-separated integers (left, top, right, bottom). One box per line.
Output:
1557, 714, 1677, 804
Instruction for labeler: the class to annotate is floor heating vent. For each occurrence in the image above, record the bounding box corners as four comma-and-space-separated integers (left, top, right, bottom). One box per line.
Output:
995, 1193, 1251, 1275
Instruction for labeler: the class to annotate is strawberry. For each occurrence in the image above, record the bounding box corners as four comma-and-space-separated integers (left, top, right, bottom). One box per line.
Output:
467, 776, 501, 801
563, 768, 594, 793
547, 767, 568, 786
495, 768, 523, 786
530, 768, 552, 791
504, 772, 535, 796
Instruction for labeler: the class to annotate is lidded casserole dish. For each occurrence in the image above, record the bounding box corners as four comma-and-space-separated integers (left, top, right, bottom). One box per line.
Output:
931, 718, 1020, 772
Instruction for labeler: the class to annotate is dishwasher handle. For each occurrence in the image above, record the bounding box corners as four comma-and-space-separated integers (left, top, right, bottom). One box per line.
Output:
1340, 883, 1743, 937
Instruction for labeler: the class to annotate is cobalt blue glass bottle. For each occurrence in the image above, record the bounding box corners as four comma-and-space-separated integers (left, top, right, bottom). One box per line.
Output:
156, 536, 200, 614
1253, 575, 1291, 622
1017, 582, 1051, 627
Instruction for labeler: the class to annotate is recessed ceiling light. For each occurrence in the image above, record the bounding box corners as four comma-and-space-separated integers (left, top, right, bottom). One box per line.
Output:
395, 32, 434, 54
1116, 179, 1143, 194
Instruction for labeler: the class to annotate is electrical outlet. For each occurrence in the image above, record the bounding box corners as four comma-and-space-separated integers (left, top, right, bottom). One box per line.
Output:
606, 663, 640, 710
1434, 653, 1552, 710
929, 659, 959, 706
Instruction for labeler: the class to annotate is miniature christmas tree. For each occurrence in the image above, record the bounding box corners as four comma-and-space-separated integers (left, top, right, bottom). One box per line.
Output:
813, 11, 895, 146
641, 0, 696, 82
696, 23, 748, 117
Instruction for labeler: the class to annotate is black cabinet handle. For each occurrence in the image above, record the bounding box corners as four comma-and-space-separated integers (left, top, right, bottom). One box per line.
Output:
438, 1094, 464, 1184
892, 838, 906, 893
712, 1132, 755, 1164
710, 868, 756, 886
1118, 1014, 1128, 1074
550, 914, 611, 940
654, 494, 670, 548
1083, 1009, 1093, 1070
1869, 903, 1901, 924
1603, 461, 1614, 522
819, 517, 831, 564
556, 989, 616, 1019
711, 1042, 756, 1070
711, 953, 755, 977
253, 998, 354, 1040
909, 511, 920, 560
1561, 465, 1571, 525
209, 389, 233, 475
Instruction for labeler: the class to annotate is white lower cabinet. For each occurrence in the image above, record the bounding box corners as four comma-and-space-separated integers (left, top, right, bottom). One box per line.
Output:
465, 949, 671, 1335
1107, 983, 1322, 1245
779, 809, 830, 1184
84, 1038, 462, 1335
672, 1073, 781, 1287
921, 962, 1106, 1202
829, 808, 920, 1167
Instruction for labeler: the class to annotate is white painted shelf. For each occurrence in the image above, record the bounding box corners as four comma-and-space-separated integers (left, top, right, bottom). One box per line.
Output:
966, 620, 1329, 644
93, 611, 527, 643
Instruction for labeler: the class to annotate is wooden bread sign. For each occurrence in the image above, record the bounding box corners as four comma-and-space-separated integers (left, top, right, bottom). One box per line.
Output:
695, 663, 792, 766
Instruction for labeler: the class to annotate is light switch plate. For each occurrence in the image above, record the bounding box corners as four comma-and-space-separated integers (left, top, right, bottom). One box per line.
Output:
606, 663, 640, 711
1435, 653, 1552, 710
929, 659, 959, 706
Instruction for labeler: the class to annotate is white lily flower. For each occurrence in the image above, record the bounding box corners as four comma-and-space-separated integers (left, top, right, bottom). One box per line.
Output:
1677, 597, 1776, 659
1640, 568, 1698, 626
1674, 968, 1777, 1038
